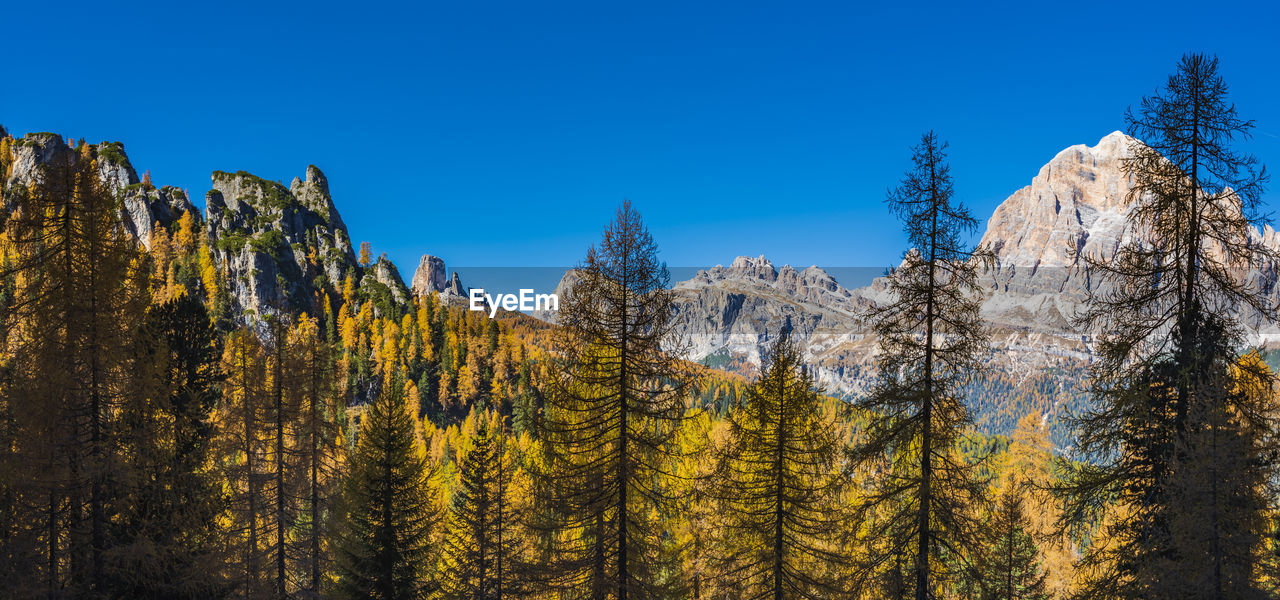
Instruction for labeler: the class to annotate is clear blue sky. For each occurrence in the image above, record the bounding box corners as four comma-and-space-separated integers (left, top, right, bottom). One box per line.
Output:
4, 0, 1279, 279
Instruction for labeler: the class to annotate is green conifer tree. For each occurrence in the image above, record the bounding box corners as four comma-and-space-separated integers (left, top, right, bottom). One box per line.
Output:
336, 372, 440, 600
970, 484, 1048, 600
438, 413, 522, 600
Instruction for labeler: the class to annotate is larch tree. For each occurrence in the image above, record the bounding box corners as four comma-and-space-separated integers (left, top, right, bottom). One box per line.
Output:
534, 200, 689, 600
667, 407, 719, 600
262, 313, 297, 599
1057, 53, 1279, 599
710, 328, 846, 600
1163, 340, 1273, 599
358, 242, 372, 268
1262, 515, 1280, 595
219, 326, 271, 599
0, 146, 146, 595
109, 293, 227, 598
1001, 414, 1075, 597
851, 131, 990, 600
286, 313, 347, 598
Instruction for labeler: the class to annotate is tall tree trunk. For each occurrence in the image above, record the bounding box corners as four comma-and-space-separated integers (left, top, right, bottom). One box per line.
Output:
616, 282, 629, 600
310, 380, 321, 597
773, 369, 786, 600
274, 347, 286, 600
87, 225, 104, 593
916, 170, 939, 600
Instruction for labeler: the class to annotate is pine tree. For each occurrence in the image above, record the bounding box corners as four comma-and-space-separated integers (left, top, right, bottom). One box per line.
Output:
1058, 53, 1279, 599
438, 413, 522, 600
710, 329, 845, 599
335, 371, 440, 600
851, 132, 990, 600
534, 200, 689, 600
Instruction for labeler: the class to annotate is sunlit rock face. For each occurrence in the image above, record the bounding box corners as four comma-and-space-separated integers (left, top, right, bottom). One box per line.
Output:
653, 132, 1280, 403
412, 254, 449, 296
4, 134, 197, 251
976, 131, 1139, 332
410, 254, 469, 305
204, 166, 361, 320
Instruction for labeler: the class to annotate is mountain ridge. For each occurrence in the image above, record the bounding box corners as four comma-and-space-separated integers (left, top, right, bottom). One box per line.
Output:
532, 131, 1280, 441
5, 127, 1274, 442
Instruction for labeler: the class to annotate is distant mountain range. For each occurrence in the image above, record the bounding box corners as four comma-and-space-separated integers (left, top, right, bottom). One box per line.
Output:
6, 128, 1278, 445
538, 132, 1280, 445
650, 131, 1280, 378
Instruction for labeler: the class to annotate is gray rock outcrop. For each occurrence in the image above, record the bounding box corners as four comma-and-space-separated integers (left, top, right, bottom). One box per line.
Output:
650, 132, 1280, 398
412, 254, 448, 296
3, 134, 197, 250
409, 253, 469, 304
204, 167, 358, 319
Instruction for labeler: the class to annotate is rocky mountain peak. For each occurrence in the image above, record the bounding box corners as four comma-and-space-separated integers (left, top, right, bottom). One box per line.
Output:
2, 128, 462, 331
447, 272, 466, 296
410, 254, 469, 303
657, 132, 1232, 400
801, 265, 839, 290
289, 165, 345, 232
205, 167, 358, 319
728, 255, 778, 282
6, 133, 77, 185
676, 256, 849, 304
368, 256, 410, 304
2, 133, 196, 251
972, 131, 1144, 330
412, 254, 448, 296
980, 131, 1137, 269
304, 164, 328, 192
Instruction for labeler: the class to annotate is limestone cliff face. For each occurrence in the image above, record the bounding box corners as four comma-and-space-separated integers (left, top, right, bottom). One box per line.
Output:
627, 132, 1280, 399
204, 167, 361, 319
2, 133, 197, 250
982, 132, 1136, 272
412, 255, 448, 296
976, 131, 1139, 331
668, 256, 867, 374
976, 131, 1280, 335
410, 253, 469, 303
0, 130, 425, 326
